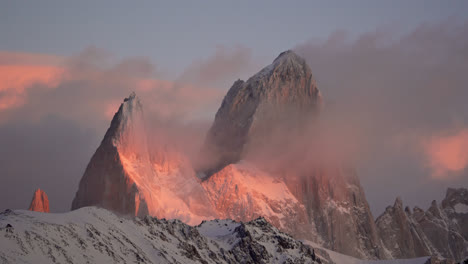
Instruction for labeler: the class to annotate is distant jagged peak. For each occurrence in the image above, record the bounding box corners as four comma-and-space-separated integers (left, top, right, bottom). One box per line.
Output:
393, 196, 403, 208
445, 187, 468, 199
442, 187, 468, 209
28, 188, 49, 213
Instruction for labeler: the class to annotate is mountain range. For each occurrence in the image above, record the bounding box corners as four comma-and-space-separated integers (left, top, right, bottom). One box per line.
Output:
2, 51, 467, 263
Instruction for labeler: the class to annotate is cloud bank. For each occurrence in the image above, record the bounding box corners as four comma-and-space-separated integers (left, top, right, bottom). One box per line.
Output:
0, 46, 255, 212
1, 22, 467, 216
295, 21, 468, 213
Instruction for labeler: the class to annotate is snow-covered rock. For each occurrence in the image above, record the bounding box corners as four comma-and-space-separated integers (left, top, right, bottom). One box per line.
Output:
201, 161, 317, 243
195, 50, 384, 259
196, 50, 322, 177
1, 206, 448, 264
27, 189, 49, 213
0, 207, 323, 264
68, 51, 464, 261
283, 167, 385, 259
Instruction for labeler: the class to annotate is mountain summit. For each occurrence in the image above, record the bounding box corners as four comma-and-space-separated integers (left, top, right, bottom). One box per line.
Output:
71, 92, 214, 224
71, 92, 151, 216
196, 50, 322, 177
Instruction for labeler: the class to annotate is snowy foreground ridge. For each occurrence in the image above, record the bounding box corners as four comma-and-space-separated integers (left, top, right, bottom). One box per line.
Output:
0, 207, 436, 264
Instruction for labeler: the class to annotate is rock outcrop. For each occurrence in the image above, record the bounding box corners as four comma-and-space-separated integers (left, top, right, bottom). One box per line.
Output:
71, 51, 387, 259
376, 188, 468, 261
197, 50, 384, 259
27, 188, 49, 213
284, 167, 385, 259
201, 162, 316, 243
196, 50, 322, 177
70, 51, 468, 261
71, 92, 215, 224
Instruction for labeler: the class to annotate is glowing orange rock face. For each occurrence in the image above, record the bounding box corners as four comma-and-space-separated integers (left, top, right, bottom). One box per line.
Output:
71, 92, 215, 224
70, 51, 384, 259
28, 188, 50, 213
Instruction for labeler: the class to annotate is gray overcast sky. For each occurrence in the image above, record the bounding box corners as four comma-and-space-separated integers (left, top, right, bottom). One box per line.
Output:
1, 0, 467, 75
1, 1, 468, 215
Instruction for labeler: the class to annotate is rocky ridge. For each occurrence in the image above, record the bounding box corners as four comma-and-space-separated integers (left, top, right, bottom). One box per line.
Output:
0, 207, 324, 264
71, 51, 385, 260
69, 51, 467, 261
376, 188, 468, 261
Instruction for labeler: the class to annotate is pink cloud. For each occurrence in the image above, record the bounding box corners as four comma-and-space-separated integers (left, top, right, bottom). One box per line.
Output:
0, 49, 223, 126
422, 129, 468, 179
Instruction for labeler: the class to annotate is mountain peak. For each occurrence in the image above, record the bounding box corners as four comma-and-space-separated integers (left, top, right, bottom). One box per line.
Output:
124, 91, 137, 102
394, 197, 403, 208
197, 50, 321, 177
273, 50, 303, 62
255, 50, 309, 78
28, 188, 49, 213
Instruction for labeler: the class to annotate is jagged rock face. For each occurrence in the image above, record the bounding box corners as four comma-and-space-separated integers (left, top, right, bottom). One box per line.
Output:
71, 92, 215, 224
0, 207, 324, 264
196, 50, 322, 177
196, 51, 383, 259
201, 162, 318, 243
27, 188, 49, 213
442, 188, 468, 240
375, 198, 431, 258
283, 167, 385, 259
376, 188, 468, 261
72, 92, 151, 217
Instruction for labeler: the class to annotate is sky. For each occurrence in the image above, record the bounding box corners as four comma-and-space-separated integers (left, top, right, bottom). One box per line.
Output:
1, 1, 468, 216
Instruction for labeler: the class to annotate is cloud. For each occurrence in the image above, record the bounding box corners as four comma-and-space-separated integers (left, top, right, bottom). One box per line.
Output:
0, 47, 225, 126
178, 45, 259, 88
0, 51, 63, 110
0, 45, 253, 212
294, 21, 468, 213
422, 129, 468, 179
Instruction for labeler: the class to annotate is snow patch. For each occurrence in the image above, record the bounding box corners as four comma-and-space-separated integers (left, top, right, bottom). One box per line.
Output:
454, 203, 468, 214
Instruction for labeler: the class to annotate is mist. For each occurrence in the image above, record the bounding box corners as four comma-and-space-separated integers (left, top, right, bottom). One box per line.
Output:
1, 22, 467, 216
0, 46, 256, 212
295, 21, 468, 214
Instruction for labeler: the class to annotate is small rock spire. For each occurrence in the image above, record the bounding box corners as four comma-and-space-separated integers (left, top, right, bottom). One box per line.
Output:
28, 188, 50, 213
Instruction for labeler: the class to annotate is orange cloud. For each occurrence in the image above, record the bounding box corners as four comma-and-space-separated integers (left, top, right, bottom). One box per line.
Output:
0, 65, 63, 110
0, 51, 64, 110
0, 50, 222, 125
422, 129, 468, 179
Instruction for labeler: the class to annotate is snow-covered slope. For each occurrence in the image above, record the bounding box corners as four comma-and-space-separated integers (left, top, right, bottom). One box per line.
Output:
304, 240, 432, 264
0, 207, 443, 264
0, 207, 323, 264
202, 161, 317, 242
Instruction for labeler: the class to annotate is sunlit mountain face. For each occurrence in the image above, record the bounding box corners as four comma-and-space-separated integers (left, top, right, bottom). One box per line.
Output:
1, 3, 468, 263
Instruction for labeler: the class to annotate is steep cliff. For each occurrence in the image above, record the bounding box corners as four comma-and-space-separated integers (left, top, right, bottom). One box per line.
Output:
376, 188, 468, 261
198, 51, 384, 259
71, 92, 215, 224
196, 50, 322, 177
